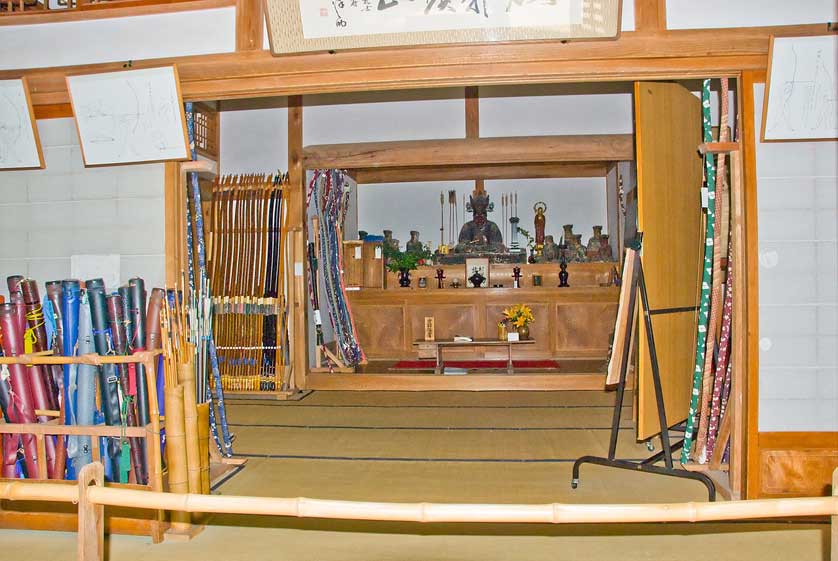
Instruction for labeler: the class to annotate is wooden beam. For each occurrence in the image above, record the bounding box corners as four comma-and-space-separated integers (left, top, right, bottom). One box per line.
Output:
0, 0, 234, 26
349, 162, 608, 184
304, 135, 634, 170
634, 0, 666, 34
4, 24, 825, 107
699, 141, 740, 155
235, 0, 263, 51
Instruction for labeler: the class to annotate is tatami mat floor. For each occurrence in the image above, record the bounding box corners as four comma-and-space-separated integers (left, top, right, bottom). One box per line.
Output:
2, 390, 830, 561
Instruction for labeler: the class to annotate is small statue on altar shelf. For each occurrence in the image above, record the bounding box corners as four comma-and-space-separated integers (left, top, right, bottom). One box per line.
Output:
406, 230, 423, 253
562, 224, 588, 262
586, 226, 604, 261
558, 237, 570, 287
453, 190, 506, 253
599, 234, 614, 261
383, 230, 400, 251
542, 235, 559, 262
533, 202, 547, 247
435, 268, 446, 289
512, 266, 522, 288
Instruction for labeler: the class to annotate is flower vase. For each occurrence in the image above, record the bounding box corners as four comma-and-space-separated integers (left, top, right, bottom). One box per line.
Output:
517, 324, 530, 340
398, 269, 412, 288
498, 322, 508, 341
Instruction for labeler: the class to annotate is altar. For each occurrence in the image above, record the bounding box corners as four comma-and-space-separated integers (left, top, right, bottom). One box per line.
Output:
347, 262, 619, 362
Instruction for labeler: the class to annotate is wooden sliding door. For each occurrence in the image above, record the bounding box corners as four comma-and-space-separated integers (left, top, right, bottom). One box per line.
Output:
634, 82, 703, 439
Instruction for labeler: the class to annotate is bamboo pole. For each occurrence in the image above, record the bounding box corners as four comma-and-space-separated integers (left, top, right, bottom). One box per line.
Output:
177, 354, 201, 495
196, 403, 211, 495
1, 472, 837, 526
163, 386, 190, 527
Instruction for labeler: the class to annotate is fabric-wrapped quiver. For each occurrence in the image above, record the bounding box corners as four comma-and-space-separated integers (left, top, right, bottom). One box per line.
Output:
0, 303, 44, 478
85, 279, 122, 477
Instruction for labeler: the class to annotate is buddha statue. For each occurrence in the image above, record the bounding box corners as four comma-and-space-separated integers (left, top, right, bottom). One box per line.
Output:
453, 191, 506, 253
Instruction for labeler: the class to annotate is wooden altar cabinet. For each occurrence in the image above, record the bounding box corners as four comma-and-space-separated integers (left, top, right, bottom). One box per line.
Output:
347, 285, 619, 362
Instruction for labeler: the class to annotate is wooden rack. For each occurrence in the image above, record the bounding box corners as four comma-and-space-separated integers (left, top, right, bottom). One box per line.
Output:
0, 351, 167, 542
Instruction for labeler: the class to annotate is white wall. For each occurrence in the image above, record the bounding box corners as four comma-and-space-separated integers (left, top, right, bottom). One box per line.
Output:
0, 119, 166, 296
480, 84, 634, 136
220, 101, 289, 174
0, 8, 235, 71
303, 90, 466, 144
666, 0, 837, 29
754, 84, 838, 432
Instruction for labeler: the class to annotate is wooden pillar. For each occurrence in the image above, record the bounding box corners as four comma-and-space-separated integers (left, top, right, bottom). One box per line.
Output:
634, 0, 666, 34
164, 162, 187, 287
832, 468, 837, 558
465, 86, 483, 194
236, 0, 264, 51
77, 462, 104, 561
741, 70, 764, 499
288, 96, 307, 390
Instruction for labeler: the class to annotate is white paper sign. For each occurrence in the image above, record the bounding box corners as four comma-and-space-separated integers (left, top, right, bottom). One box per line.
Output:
763, 35, 838, 141
0, 79, 43, 170
67, 66, 189, 166
507, 332, 520, 342
300, 1, 580, 39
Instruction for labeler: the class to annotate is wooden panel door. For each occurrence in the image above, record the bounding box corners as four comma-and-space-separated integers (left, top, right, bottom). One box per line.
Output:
635, 82, 703, 439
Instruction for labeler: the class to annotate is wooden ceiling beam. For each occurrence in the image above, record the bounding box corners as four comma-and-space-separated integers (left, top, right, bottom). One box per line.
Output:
348, 162, 609, 184
304, 135, 633, 169
2, 24, 824, 106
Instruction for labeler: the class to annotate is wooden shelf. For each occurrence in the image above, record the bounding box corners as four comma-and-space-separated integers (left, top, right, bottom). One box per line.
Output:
181, 158, 218, 179
698, 141, 740, 155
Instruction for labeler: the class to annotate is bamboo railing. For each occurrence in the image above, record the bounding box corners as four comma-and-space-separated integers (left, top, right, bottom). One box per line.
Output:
0, 463, 836, 561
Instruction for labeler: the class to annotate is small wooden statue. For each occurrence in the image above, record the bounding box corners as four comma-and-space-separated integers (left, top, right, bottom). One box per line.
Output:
533, 202, 547, 247
512, 266, 522, 288
435, 268, 446, 289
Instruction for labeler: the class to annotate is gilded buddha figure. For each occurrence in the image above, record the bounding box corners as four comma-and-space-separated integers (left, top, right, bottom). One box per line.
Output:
453, 191, 506, 253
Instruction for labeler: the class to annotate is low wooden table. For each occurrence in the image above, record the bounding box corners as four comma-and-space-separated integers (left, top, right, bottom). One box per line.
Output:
413, 339, 536, 375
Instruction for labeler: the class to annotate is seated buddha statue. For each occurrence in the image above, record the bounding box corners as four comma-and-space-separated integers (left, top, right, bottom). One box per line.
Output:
453, 191, 506, 253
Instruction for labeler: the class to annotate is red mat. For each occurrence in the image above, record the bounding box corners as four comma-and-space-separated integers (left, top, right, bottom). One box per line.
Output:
391, 359, 560, 370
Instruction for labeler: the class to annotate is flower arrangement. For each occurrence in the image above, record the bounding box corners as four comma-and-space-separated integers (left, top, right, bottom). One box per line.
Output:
383, 243, 432, 273
503, 304, 534, 329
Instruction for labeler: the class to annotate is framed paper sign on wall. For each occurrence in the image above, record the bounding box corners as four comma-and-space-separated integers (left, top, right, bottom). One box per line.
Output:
0, 78, 44, 170
265, 0, 622, 55
762, 34, 838, 142
67, 66, 190, 166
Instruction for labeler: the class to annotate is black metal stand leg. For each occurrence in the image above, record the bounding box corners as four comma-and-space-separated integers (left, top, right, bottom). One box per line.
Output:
571, 254, 716, 502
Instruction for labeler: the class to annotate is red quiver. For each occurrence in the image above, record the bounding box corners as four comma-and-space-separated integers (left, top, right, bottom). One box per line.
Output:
0, 303, 48, 478
19, 279, 60, 410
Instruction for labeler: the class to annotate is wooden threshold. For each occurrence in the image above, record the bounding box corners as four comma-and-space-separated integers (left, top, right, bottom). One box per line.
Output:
305, 373, 606, 391
303, 135, 634, 169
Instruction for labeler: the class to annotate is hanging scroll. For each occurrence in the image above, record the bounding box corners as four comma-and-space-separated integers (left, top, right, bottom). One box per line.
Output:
0, 78, 44, 170
266, 0, 622, 54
